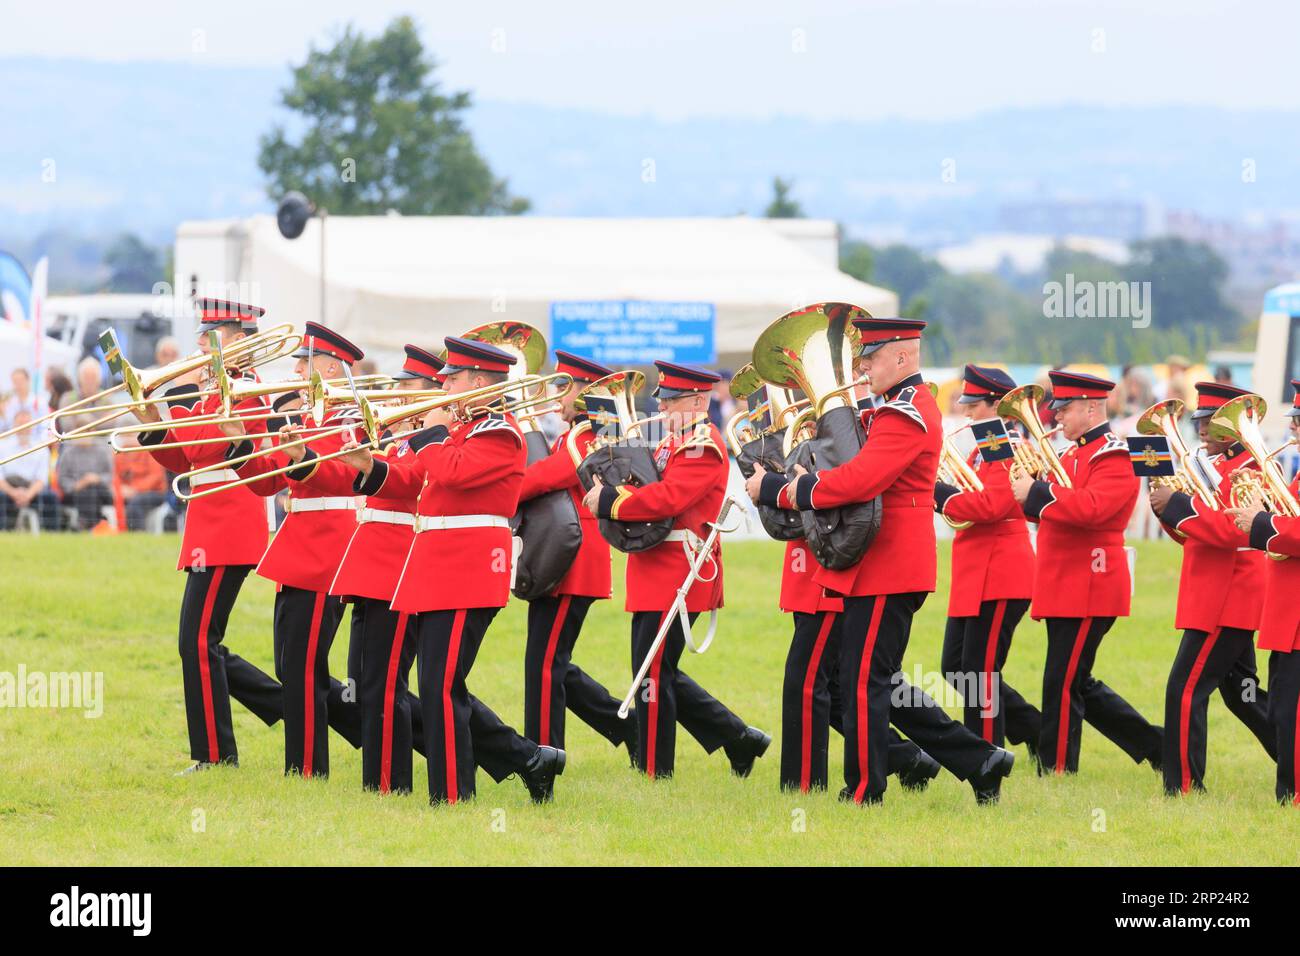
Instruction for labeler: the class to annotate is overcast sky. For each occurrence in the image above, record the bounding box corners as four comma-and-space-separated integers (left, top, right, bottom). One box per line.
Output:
2, 0, 1297, 121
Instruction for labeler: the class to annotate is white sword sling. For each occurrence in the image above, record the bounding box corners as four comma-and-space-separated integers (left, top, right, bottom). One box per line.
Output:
618, 495, 743, 720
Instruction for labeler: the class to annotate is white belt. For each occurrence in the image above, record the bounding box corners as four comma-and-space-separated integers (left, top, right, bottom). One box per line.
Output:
414, 514, 510, 533
358, 507, 415, 527
285, 496, 358, 515
664, 530, 690, 542
189, 468, 239, 488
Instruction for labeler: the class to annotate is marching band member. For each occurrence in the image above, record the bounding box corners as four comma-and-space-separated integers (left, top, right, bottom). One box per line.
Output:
1226, 381, 1300, 804
1010, 369, 1163, 776
133, 299, 282, 773
1149, 382, 1274, 795
583, 361, 770, 780
751, 319, 1013, 805
346, 337, 565, 804
933, 365, 1042, 758
327, 345, 442, 794
220, 321, 365, 778
516, 351, 634, 759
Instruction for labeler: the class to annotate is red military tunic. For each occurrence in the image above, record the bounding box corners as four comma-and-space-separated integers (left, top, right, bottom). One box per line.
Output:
141, 383, 269, 570
233, 407, 362, 593
1157, 446, 1264, 634
384, 413, 526, 613
1248, 475, 1300, 652
595, 417, 727, 613
765, 375, 941, 598
329, 435, 419, 603
516, 422, 612, 599
934, 450, 1035, 617
1021, 422, 1138, 620
780, 538, 843, 614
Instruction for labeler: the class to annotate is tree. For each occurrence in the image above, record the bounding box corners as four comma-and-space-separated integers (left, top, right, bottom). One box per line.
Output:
103, 234, 163, 292
1124, 237, 1240, 338
258, 17, 528, 216
764, 177, 804, 218
838, 240, 874, 284
870, 244, 946, 306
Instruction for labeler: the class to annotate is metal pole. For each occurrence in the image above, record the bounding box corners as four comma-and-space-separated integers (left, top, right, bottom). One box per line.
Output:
318, 209, 328, 325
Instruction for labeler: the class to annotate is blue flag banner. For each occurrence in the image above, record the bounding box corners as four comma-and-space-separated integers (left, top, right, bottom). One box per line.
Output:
550, 301, 716, 365
970, 418, 1015, 462
1127, 436, 1176, 477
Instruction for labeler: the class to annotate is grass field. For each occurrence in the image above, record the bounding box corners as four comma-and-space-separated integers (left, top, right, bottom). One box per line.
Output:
0, 533, 1292, 866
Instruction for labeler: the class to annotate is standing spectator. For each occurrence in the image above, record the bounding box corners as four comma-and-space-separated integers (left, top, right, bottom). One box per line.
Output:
1214, 365, 1233, 385
153, 336, 181, 368
708, 368, 735, 432
0, 410, 60, 530
55, 435, 115, 530
1162, 354, 1195, 409
113, 433, 170, 530
45, 368, 74, 415
2, 367, 41, 430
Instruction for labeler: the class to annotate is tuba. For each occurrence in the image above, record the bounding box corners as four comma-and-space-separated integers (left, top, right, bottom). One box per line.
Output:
566, 370, 675, 553
461, 321, 582, 599
752, 302, 882, 570
1207, 394, 1300, 561
1135, 399, 1219, 511
726, 363, 804, 541
997, 384, 1072, 488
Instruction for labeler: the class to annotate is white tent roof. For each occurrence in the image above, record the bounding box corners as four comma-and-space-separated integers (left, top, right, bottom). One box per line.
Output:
178, 215, 897, 364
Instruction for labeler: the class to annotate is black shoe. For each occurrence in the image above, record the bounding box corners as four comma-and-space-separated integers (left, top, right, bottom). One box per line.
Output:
898, 749, 941, 792
970, 748, 1015, 804
723, 726, 771, 778
521, 746, 566, 803
174, 758, 237, 777
838, 785, 882, 805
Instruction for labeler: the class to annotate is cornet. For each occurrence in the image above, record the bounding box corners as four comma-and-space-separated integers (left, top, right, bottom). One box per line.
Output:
997, 384, 1072, 487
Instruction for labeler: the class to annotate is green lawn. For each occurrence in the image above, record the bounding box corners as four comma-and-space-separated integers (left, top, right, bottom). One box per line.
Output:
0, 533, 1291, 865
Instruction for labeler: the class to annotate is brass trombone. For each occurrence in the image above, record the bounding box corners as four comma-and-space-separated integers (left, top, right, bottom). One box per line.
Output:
997, 383, 1072, 487
174, 372, 573, 501
0, 325, 302, 467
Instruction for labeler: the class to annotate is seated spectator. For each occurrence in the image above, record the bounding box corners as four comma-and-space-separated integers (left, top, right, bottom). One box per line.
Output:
0, 410, 60, 530
46, 368, 73, 415
2, 367, 42, 431
55, 435, 115, 530
153, 336, 181, 368
114, 433, 171, 530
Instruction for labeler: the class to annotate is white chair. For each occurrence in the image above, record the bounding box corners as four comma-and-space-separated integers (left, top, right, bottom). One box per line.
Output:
14, 507, 40, 535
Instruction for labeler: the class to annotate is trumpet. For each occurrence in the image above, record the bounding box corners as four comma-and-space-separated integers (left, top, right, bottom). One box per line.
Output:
997, 384, 1071, 487
1136, 399, 1219, 511
936, 422, 984, 531
174, 372, 572, 501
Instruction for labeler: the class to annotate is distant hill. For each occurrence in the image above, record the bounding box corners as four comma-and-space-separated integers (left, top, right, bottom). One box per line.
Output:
3, 56, 1299, 255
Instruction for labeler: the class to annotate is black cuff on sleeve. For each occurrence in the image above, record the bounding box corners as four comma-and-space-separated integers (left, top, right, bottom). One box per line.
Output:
596, 484, 620, 519
758, 472, 788, 509
407, 425, 449, 453
137, 426, 166, 447
163, 383, 201, 410
933, 481, 961, 512
225, 439, 254, 462
1160, 491, 1196, 529
1022, 479, 1053, 519
284, 447, 318, 482
1250, 511, 1278, 552
354, 458, 387, 496
272, 391, 301, 412
793, 474, 818, 511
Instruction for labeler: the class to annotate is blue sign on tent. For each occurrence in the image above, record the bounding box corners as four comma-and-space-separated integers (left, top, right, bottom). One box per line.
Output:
549, 301, 716, 365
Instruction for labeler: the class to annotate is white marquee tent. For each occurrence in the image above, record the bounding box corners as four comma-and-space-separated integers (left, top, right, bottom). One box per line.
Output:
174, 215, 898, 368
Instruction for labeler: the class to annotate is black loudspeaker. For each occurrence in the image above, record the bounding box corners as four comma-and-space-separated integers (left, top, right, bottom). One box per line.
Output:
276, 192, 314, 240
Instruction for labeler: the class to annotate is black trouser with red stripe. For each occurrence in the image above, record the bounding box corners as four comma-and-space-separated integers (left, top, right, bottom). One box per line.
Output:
940, 599, 1042, 748
178, 566, 282, 764
841, 593, 999, 803
1266, 650, 1300, 805
416, 606, 537, 804
525, 594, 629, 750
350, 597, 425, 794
1039, 616, 1163, 775
630, 609, 748, 779
272, 585, 362, 778
780, 610, 943, 791
1162, 627, 1274, 795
